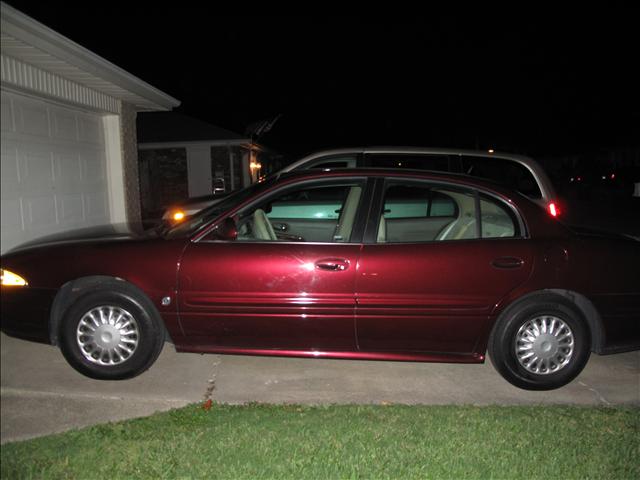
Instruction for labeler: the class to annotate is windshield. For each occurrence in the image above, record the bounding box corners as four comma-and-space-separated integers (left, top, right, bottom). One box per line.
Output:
163, 179, 275, 239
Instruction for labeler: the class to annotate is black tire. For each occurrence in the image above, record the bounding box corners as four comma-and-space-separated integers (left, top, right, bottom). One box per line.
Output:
488, 294, 591, 390
58, 286, 165, 380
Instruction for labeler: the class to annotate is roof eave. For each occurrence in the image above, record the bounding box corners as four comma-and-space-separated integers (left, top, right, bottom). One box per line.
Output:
1, 2, 180, 111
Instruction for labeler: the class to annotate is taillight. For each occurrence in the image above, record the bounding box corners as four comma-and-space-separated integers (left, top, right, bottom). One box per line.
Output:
548, 202, 560, 217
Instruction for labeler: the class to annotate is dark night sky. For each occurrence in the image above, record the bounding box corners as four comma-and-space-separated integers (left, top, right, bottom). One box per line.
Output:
5, 4, 640, 158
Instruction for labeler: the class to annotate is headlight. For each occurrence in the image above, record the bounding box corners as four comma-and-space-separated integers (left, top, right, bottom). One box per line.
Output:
0, 268, 28, 286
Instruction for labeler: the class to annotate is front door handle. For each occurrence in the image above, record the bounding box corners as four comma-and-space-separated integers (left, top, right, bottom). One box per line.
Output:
271, 222, 288, 232
315, 258, 350, 271
491, 257, 524, 269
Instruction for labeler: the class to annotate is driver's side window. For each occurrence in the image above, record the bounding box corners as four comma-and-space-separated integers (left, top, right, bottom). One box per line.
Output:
236, 181, 365, 243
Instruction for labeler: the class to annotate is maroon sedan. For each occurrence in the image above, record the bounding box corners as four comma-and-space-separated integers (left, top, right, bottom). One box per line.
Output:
1, 169, 639, 390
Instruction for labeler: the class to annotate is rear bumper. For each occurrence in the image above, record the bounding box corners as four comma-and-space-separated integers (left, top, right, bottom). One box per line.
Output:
0, 287, 56, 344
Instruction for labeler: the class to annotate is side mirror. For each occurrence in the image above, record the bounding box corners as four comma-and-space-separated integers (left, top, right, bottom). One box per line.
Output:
210, 217, 237, 241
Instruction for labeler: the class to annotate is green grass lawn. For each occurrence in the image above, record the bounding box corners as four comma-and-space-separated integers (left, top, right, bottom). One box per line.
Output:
2, 404, 638, 479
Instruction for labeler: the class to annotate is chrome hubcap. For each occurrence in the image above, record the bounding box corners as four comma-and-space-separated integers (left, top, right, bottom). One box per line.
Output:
76, 306, 139, 366
515, 315, 574, 375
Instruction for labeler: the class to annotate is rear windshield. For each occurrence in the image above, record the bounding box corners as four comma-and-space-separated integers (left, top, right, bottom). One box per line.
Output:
461, 156, 542, 199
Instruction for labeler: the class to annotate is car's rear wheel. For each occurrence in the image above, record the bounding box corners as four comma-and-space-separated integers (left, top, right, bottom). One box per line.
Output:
59, 287, 164, 380
488, 294, 591, 390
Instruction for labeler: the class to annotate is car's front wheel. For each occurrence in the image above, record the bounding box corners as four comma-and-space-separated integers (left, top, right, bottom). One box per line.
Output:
59, 287, 165, 380
488, 294, 591, 390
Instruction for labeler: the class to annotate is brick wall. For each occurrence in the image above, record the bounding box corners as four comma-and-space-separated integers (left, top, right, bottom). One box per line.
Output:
120, 103, 141, 224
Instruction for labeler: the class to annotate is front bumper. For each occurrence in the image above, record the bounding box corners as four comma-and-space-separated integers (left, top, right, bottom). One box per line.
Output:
0, 287, 56, 344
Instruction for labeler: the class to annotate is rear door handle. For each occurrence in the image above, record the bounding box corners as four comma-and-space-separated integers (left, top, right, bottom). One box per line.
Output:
315, 258, 350, 271
491, 257, 524, 269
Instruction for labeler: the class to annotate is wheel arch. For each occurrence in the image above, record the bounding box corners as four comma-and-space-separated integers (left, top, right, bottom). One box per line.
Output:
49, 275, 171, 346
491, 289, 605, 354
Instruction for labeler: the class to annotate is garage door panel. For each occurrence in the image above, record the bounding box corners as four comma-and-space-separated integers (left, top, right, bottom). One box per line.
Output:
19, 147, 54, 190
1, 91, 111, 253
82, 150, 106, 181
78, 114, 104, 146
85, 191, 109, 220
1, 198, 23, 229
1, 94, 14, 132
1, 144, 20, 194
24, 195, 57, 230
54, 152, 83, 186
15, 97, 50, 138
51, 109, 79, 142
58, 194, 85, 224
0, 231, 25, 253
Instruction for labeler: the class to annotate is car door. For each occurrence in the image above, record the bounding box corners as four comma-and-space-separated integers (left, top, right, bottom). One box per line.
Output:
355, 178, 534, 355
177, 177, 371, 352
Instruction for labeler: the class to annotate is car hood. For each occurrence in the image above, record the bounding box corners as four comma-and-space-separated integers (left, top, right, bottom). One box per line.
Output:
5, 223, 160, 254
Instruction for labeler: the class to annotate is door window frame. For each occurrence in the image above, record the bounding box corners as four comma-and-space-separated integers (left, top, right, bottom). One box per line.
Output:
196, 176, 375, 244
363, 177, 528, 244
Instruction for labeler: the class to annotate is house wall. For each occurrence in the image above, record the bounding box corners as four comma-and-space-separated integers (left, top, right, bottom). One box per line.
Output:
187, 145, 214, 198
139, 140, 256, 200
119, 103, 142, 224
138, 147, 188, 221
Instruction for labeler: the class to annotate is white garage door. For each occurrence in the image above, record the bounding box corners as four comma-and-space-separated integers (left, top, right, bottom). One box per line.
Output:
1, 90, 111, 253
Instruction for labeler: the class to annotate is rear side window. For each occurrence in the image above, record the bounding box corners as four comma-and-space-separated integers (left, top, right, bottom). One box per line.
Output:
376, 180, 520, 243
461, 156, 542, 199
377, 183, 467, 243
479, 195, 517, 238
367, 154, 452, 172
304, 155, 358, 170
383, 185, 457, 219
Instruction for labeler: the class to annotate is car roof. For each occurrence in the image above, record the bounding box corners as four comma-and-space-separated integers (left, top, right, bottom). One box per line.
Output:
279, 146, 556, 202
282, 146, 542, 170
273, 167, 531, 201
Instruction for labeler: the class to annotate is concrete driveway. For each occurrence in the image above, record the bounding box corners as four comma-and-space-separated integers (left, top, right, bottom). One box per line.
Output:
1, 332, 639, 444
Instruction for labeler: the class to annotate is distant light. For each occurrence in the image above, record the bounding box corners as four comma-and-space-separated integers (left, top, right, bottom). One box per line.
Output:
548, 202, 560, 217
488, 149, 495, 154
610, 173, 616, 180
398, 162, 402, 166
601, 175, 606, 180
